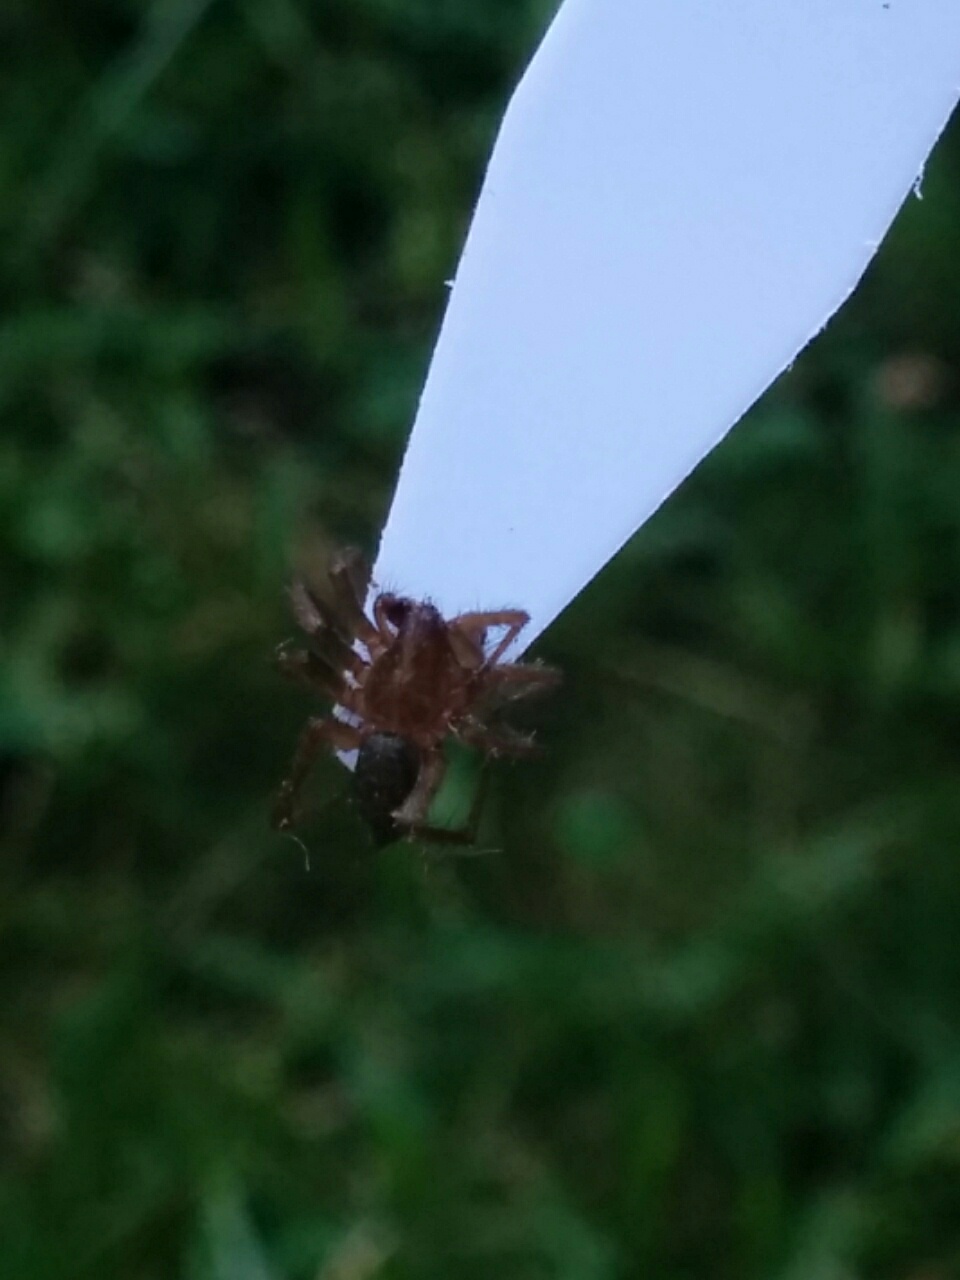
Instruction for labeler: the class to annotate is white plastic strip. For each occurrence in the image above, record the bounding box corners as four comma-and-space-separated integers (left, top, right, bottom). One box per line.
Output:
374, 0, 960, 649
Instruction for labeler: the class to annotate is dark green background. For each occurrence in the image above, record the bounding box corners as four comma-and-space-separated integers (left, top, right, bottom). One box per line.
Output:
4, 3, 960, 1277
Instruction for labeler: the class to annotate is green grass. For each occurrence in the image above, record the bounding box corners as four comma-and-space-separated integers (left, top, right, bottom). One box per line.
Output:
3, 4, 960, 1277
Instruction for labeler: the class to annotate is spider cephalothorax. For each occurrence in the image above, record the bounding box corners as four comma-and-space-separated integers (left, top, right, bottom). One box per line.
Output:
273, 548, 560, 846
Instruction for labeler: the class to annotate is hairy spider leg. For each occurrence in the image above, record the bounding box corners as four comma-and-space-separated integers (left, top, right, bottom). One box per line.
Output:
483, 612, 532, 665
273, 715, 363, 831
275, 643, 345, 700
444, 624, 487, 670
449, 610, 530, 667
327, 548, 380, 651
458, 664, 561, 757
288, 581, 366, 678
406, 766, 493, 850
371, 592, 408, 643
479, 662, 562, 701
392, 750, 494, 848
459, 720, 540, 758
391, 746, 446, 831
289, 580, 345, 642
289, 578, 356, 649
275, 645, 369, 722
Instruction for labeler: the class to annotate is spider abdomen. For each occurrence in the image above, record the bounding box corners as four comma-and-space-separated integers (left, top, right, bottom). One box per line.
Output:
352, 732, 421, 847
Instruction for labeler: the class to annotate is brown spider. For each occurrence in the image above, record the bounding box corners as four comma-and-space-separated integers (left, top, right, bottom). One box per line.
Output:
273, 548, 561, 847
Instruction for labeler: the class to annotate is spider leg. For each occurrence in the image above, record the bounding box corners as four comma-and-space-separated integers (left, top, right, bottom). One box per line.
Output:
289, 580, 345, 642
276, 645, 367, 718
402, 767, 492, 850
459, 720, 541, 759
478, 661, 562, 705
450, 609, 530, 665
288, 581, 365, 677
391, 746, 447, 832
275, 643, 344, 700
445, 622, 487, 670
273, 716, 363, 832
328, 548, 380, 651
372, 593, 410, 649
393, 755, 492, 848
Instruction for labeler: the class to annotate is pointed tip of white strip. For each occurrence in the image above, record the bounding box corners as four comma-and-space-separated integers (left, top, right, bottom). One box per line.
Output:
375, 0, 960, 653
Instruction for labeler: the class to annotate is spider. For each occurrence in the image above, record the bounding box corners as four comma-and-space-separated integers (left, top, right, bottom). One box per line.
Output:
273, 548, 560, 847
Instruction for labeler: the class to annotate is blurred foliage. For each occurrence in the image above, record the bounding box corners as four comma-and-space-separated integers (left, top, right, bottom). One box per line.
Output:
3, 3, 960, 1278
